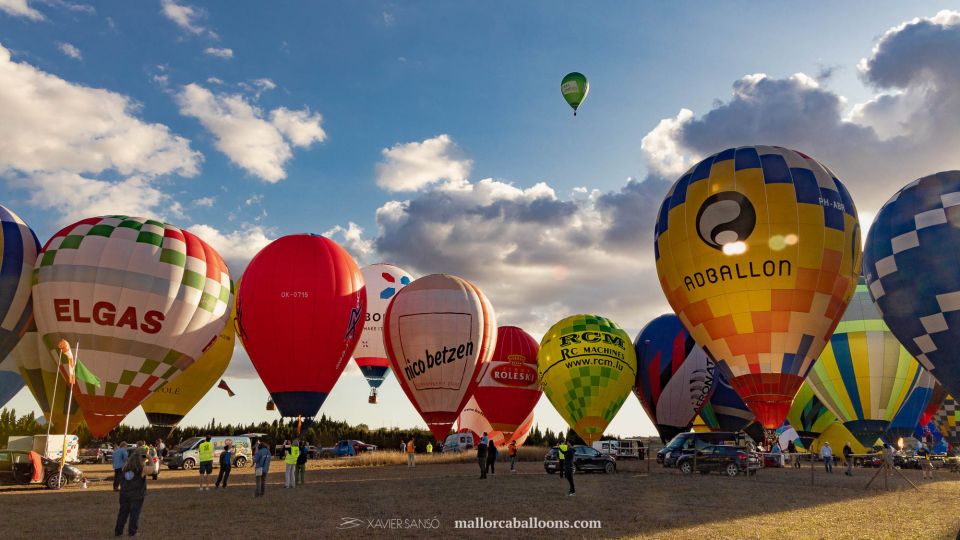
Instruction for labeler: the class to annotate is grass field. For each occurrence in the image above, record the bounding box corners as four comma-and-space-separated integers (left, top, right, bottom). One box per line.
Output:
2, 452, 959, 539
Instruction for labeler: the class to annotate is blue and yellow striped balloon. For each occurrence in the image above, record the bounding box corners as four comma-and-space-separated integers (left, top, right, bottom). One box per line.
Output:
807, 278, 924, 447
0, 204, 40, 406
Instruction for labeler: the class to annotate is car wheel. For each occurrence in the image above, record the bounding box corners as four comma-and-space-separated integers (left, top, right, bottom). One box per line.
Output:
679, 461, 693, 475
182, 458, 196, 470
604, 462, 615, 474
45, 473, 67, 490
725, 464, 739, 477
234, 456, 247, 468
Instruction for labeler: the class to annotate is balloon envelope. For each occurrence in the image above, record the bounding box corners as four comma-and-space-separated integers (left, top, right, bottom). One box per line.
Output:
919, 380, 948, 427
863, 171, 960, 400
237, 234, 365, 418
0, 204, 40, 405
806, 279, 924, 447
472, 326, 541, 441
384, 274, 496, 441
655, 146, 861, 428
699, 372, 755, 432
355, 264, 413, 400
933, 394, 959, 445
537, 314, 637, 445
885, 369, 936, 441
633, 314, 716, 443
457, 395, 534, 447
33, 216, 232, 437
0, 353, 23, 408
560, 72, 589, 114
141, 280, 237, 427
786, 381, 836, 449
12, 327, 84, 432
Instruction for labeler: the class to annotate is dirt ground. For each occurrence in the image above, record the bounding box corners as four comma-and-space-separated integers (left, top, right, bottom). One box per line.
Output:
2, 456, 959, 539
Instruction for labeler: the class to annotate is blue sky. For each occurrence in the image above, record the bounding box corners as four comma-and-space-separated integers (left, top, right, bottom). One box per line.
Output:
3, 1, 960, 437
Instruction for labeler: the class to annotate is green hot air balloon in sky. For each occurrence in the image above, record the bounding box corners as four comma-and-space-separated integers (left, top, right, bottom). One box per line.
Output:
560, 72, 589, 115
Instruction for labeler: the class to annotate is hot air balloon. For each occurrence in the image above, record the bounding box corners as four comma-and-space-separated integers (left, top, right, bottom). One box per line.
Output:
933, 395, 959, 445
141, 280, 237, 427
633, 314, 716, 443
0, 204, 40, 405
805, 279, 925, 447
691, 415, 712, 433
32, 216, 232, 437
698, 372, 755, 432
355, 264, 412, 403
12, 326, 84, 431
384, 274, 495, 441
919, 380, 948, 427
456, 395, 534, 447
786, 381, 836, 449
885, 369, 936, 441
560, 72, 588, 116
237, 234, 365, 419
812, 422, 871, 456
655, 146, 861, 429
863, 171, 960, 400
472, 326, 541, 442
537, 314, 636, 445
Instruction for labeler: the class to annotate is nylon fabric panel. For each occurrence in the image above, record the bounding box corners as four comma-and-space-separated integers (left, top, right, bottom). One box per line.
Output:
355, 263, 413, 391
472, 326, 541, 438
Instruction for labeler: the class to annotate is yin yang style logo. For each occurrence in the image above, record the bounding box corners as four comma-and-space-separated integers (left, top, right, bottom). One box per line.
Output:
695, 192, 757, 250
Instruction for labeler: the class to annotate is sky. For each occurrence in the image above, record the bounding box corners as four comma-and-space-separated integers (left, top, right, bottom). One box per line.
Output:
3, 1, 960, 438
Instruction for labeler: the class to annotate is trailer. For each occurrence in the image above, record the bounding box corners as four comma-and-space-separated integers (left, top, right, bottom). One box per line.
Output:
6, 435, 80, 463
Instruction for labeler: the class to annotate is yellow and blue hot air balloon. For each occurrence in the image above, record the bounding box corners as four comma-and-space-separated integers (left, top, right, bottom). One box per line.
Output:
537, 314, 637, 445
0, 204, 40, 408
786, 381, 836, 449
806, 279, 925, 447
655, 146, 861, 429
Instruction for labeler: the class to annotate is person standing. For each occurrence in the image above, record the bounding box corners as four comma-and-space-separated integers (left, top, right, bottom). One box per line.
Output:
156, 439, 166, 460
147, 444, 160, 481
508, 441, 518, 473
215, 441, 232, 489
115, 448, 148, 537
486, 440, 498, 475
253, 442, 271, 497
112, 442, 129, 492
786, 440, 798, 469
406, 439, 416, 468
480, 432, 489, 447
284, 438, 299, 488
477, 439, 488, 479
918, 444, 934, 480
557, 439, 568, 479
426, 441, 433, 455
843, 442, 854, 476
820, 442, 833, 473
296, 440, 308, 486
198, 436, 214, 491
559, 438, 575, 496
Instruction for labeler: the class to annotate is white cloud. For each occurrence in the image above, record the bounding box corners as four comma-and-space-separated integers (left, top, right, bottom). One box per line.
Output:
206, 76, 223, 85
324, 222, 374, 265
187, 223, 273, 272
160, 0, 215, 37
175, 83, 325, 182
20, 172, 175, 226
382, 11, 394, 25
57, 42, 81, 60
639, 108, 694, 177
375, 134, 472, 191
192, 196, 215, 207
0, 0, 44, 20
203, 47, 232, 59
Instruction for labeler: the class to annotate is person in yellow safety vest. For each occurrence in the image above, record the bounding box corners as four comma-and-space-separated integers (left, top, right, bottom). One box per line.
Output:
198, 436, 214, 491
558, 437, 575, 496
426, 442, 433, 454
557, 440, 568, 479
284, 438, 300, 488
406, 439, 415, 468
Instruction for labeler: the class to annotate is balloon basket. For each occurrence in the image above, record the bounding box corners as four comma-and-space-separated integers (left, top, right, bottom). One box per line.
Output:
368, 389, 378, 404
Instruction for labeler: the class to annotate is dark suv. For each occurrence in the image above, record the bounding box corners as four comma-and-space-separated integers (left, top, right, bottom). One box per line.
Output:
676, 445, 761, 477
544, 445, 616, 474
657, 432, 742, 467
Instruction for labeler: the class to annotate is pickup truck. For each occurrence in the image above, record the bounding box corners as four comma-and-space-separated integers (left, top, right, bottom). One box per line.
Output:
320, 440, 377, 458
79, 443, 115, 464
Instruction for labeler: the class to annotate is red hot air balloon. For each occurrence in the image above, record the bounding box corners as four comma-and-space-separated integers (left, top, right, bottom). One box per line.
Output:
919, 380, 948, 428
384, 274, 496, 441
236, 234, 365, 418
472, 326, 541, 442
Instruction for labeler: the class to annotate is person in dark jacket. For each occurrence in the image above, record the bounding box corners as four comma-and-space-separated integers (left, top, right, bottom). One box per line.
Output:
843, 442, 854, 476
477, 440, 488, 479
560, 438, 575, 496
486, 440, 498, 475
296, 440, 308, 485
115, 448, 148, 537
253, 442, 271, 497
215, 442, 233, 488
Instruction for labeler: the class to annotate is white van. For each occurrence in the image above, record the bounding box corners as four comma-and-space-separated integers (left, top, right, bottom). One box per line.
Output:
443, 432, 475, 453
164, 435, 252, 470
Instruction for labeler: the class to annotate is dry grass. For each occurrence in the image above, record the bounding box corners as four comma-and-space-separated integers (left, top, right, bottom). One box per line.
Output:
2, 458, 959, 539
309, 446, 548, 469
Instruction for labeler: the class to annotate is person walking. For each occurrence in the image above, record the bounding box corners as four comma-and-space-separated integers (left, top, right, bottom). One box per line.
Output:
215, 441, 232, 489
284, 438, 299, 488
843, 442, 854, 476
296, 439, 308, 486
147, 444, 160, 481
558, 438, 575, 496
253, 442, 271, 497
786, 440, 798, 469
112, 442, 129, 492
477, 439, 488, 479
820, 442, 834, 473
508, 440, 518, 473
426, 441, 433, 455
198, 436, 214, 491
486, 439, 498, 475
918, 444, 934, 480
406, 438, 416, 468
115, 447, 148, 537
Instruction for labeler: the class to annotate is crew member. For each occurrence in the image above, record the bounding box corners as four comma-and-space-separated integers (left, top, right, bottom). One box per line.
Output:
426, 441, 433, 454
406, 439, 416, 468
558, 439, 567, 479
198, 436, 214, 491
508, 440, 518, 472
284, 438, 300, 488
559, 437, 575, 496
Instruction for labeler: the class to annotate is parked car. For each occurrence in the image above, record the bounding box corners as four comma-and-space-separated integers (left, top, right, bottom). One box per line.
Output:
320, 440, 378, 458
543, 445, 617, 474
676, 445, 761, 477
593, 439, 646, 460
78, 442, 115, 464
657, 432, 742, 467
443, 432, 475, 453
0, 449, 85, 489
164, 436, 251, 470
